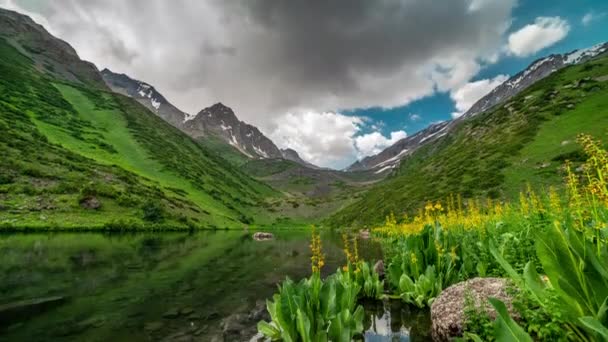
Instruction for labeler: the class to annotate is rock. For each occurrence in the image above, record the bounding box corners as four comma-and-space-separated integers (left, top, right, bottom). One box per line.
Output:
0, 296, 67, 326
221, 313, 248, 339
566, 103, 575, 109
431, 277, 516, 342
561, 140, 571, 146
162, 308, 180, 319
248, 300, 268, 322
79, 196, 101, 210
594, 75, 608, 82
144, 321, 164, 332
253, 232, 274, 241
373, 260, 385, 278
204, 311, 220, 320
180, 307, 194, 316
187, 313, 202, 320
359, 229, 370, 239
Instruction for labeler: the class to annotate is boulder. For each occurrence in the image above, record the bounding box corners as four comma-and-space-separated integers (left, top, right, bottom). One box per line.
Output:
79, 196, 101, 210
359, 229, 370, 239
431, 277, 515, 342
253, 232, 274, 241
373, 260, 385, 278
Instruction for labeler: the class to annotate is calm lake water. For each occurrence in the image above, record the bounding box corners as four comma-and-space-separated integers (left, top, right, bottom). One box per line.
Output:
0, 230, 430, 341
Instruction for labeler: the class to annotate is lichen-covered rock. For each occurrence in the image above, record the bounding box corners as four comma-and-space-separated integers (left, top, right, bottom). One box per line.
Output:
431, 277, 516, 341
373, 260, 385, 278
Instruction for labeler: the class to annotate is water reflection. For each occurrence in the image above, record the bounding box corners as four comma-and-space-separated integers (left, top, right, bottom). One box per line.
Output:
363, 299, 431, 342
0, 230, 429, 341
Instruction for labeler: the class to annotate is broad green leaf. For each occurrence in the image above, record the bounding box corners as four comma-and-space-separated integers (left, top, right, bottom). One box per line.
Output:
579, 316, 608, 341
257, 321, 280, 339
489, 297, 533, 342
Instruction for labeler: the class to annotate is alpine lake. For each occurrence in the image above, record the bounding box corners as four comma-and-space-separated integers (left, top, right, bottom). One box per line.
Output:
0, 230, 431, 341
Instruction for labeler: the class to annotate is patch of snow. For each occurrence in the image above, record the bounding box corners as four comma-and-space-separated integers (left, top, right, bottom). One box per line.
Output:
138, 89, 146, 97
506, 56, 554, 89
246, 132, 253, 138
220, 121, 232, 131
182, 113, 196, 123
565, 43, 606, 64
229, 134, 239, 147
372, 148, 409, 169
420, 123, 449, 143
374, 164, 396, 174
151, 97, 161, 110
253, 145, 269, 158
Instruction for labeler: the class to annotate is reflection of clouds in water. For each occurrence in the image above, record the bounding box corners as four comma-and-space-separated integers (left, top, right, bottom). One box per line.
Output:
364, 304, 410, 341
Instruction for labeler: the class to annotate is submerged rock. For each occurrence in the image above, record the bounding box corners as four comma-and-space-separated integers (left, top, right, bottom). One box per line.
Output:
0, 296, 67, 326
162, 308, 180, 319
253, 232, 274, 241
431, 277, 515, 342
221, 301, 270, 341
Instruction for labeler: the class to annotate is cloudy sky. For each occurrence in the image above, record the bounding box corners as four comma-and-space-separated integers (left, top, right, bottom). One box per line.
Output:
2, 0, 607, 168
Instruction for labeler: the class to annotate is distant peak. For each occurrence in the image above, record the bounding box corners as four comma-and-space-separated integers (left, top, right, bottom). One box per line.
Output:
210, 102, 231, 111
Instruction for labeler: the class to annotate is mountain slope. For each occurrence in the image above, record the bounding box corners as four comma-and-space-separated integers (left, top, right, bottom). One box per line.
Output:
0, 9, 278, 229
280, 148, 323, 170
241, 158, 382, 223
329, 52, 608, 227
347, 43, 608, 174
101, 68, 189, 128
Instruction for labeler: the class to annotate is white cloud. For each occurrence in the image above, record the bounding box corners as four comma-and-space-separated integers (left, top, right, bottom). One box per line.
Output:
268, 110, 408, 168
582, 12, 606, 26
354, 131, 407, 158
450, 74, 509, 118
409, 113, 422, 122
269, 111, 363, 169
507, 17, 570, 57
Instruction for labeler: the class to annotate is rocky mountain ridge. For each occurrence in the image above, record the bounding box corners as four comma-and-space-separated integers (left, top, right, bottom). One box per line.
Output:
346, 42, 608, 173
101, 69, 299, 162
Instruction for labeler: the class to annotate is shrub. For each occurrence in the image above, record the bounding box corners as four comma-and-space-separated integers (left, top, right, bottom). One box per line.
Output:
142, 200, 164, 222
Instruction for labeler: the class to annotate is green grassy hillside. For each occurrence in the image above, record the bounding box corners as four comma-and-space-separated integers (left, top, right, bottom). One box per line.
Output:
0, 37, 279, 229
242, 158, 381, 224
197, 134, 250, 166
328, 55, 608, 228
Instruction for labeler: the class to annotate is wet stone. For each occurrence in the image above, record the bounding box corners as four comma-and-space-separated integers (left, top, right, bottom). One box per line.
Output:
180, 307, 194, 316
144, 321, 164, 332
163, 308, 180, 319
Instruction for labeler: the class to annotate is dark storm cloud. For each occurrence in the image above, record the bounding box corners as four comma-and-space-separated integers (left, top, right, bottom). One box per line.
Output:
1, 0, 515, 167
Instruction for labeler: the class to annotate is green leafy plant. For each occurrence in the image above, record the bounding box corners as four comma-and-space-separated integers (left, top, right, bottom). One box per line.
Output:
385, 225, 461, 307
257, 271, 364, 341
343, 261, 384, 300
490, 220, 608, 341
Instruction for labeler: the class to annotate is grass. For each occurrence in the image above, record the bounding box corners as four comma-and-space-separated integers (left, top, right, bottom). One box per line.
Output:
0, 36, 283, 229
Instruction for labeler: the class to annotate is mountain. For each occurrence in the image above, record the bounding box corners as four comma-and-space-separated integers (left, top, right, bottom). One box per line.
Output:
101, 69, 189, 128
0, 8, 106, 89
346, 121, 449, 173
280, 148, 323, 170
101, 68, 287, 164
329, 45, 608, 227
183, 102, 283, 160
346, 42, 608, 174
0, 8, 280, 229
458, 42, 608, 121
